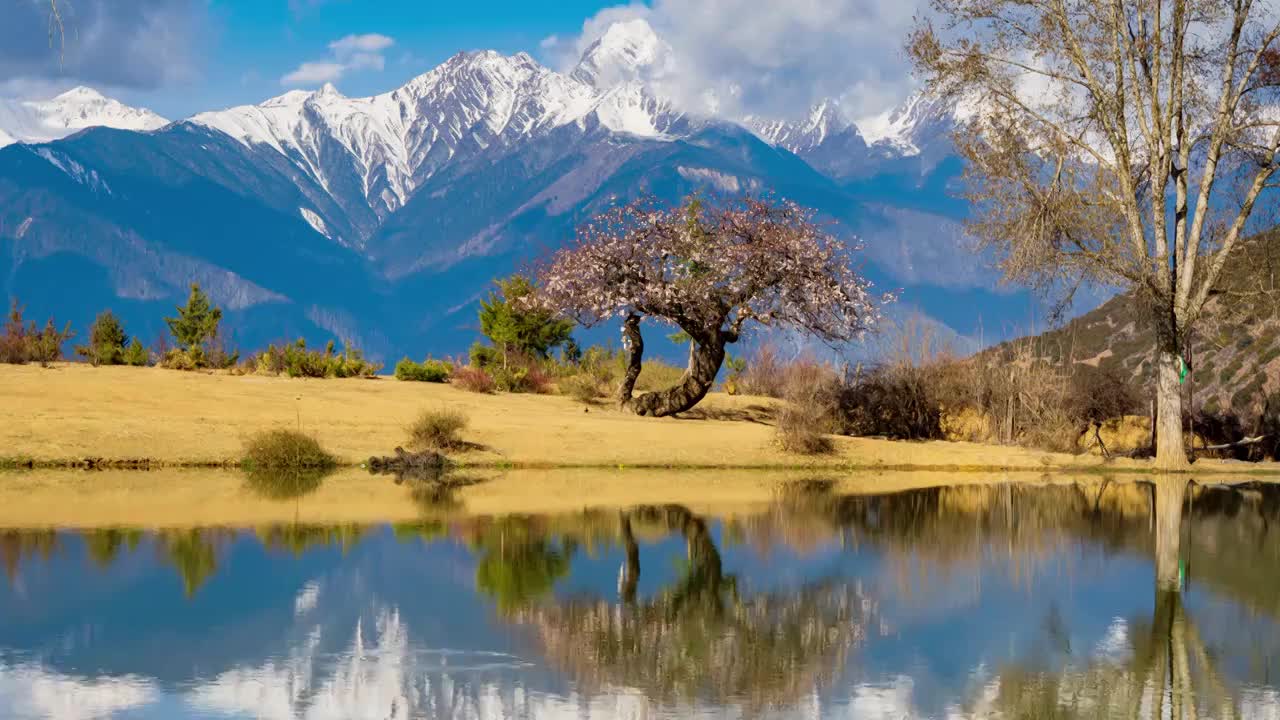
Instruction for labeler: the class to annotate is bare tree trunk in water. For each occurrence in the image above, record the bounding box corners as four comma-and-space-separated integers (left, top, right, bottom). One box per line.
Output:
1154, 478, 1187, 591
620, 329, 727, 418
1156, 338, 1189, 470
618, 512, 638, 605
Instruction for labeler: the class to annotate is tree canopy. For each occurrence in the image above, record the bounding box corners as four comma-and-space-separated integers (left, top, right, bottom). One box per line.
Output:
533, 196, 884, 416
165, 283, 223, 352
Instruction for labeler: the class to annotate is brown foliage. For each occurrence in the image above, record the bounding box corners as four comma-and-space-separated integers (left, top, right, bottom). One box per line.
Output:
0, 301, 73, 366
452, 366, 496, 394
407, 408, 469, 452
775, 360, 842, 455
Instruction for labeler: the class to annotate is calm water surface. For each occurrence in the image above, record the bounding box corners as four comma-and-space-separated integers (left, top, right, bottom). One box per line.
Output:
2, 476, 1279, 719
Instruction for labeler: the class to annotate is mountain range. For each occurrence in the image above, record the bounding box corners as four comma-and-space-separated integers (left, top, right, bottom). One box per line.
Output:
0, 18, 1038, 360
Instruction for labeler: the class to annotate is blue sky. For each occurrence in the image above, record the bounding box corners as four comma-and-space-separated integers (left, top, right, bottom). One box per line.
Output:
147, 0, 624, 118
1, 0, 922, 124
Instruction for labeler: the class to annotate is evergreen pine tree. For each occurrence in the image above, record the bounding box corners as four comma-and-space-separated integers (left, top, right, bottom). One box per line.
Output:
165, 283, 223, 352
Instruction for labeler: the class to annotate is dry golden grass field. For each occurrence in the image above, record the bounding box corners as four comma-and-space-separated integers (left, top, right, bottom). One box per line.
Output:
2, 363, 1276, 473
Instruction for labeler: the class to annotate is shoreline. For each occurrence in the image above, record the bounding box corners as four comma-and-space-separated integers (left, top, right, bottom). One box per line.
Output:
1, 467, 1269, 529
5, 456, 1280, 476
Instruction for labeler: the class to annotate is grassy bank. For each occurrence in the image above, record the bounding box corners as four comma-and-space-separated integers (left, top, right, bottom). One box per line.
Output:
3, 363, 1278, 474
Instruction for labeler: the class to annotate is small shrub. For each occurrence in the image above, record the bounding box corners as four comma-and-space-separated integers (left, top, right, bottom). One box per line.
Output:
776, 361, 842, 455
1, 302, 73, 366
452, 366, 496, 393
560, 373, 605, 403
843, 362, 948, 440
490, 363, 553, 393
160, 347, 203, 371
395, 357, 451, 382
738, 344, 787, 397
407, 408, 469, 451
122, 338, 150, 367
634, 357, 685, 393
469, 342, 500, 368
27, 319, 73, 366
76, 310, 127, 366
1066, 365, 1140, 425
249, 339, 380, 379
242, 429, 336, 470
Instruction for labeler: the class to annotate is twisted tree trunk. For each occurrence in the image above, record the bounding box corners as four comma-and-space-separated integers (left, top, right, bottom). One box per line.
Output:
619, 324, 727, 417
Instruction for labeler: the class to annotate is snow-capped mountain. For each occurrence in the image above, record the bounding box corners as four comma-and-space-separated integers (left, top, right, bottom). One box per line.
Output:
0, 86, 168, 148
859, 92, 960, 158
189, 49, 690, 249
0, 18, 1005, 360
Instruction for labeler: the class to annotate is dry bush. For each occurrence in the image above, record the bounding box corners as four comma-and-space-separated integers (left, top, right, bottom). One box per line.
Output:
489, 362, 554, 393
737, 344, 787, 397
408, 408, 468, 451
970, 339, 1076, 451
243, 429, 336, 470
844, 362, 950, 440
452, 366, 496, 394
842, 318, 968, 440
775, 360, 843, 455
560, 373, 605, 403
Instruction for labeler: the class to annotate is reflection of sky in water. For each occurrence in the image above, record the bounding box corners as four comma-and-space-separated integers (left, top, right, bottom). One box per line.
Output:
3, 485, 1280, 719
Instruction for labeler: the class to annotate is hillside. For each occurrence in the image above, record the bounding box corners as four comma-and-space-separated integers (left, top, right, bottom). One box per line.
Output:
994, 229, 1280, 423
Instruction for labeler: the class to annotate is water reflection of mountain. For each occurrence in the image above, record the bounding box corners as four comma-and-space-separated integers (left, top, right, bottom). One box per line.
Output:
2, 480, 1280, 718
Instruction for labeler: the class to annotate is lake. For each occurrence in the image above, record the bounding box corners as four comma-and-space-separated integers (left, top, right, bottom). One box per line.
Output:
2, 472, 1279, 719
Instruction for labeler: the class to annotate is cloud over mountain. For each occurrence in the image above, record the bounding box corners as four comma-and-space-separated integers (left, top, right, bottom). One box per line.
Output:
547, 0, 921, 124
281, 33, 397, 87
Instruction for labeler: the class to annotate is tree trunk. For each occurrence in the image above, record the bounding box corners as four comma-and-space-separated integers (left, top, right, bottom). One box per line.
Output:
621, 333, 726, 417
1155, 347, 1189, 470
1153, 477, 1187, 591
617, 314, 644, 405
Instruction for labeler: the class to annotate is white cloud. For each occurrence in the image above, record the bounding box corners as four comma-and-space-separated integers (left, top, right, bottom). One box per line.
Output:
281, 61, 346, 86
0, 663, 159, 720
280, 33, 396, 87
548, 0, 922, 123
328, 33, 395, 55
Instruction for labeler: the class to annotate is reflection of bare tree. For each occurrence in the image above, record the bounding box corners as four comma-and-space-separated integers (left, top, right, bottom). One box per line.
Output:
254, 523, 366, 557
966, 479, 1245, 720
513, 505, 874, 712
0, 529, 59, 583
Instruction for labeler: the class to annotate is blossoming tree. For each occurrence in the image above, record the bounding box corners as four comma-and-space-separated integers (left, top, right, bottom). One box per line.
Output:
533, 197, 885, 417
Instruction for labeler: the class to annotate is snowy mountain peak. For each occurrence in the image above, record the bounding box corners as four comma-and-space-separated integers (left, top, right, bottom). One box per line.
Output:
0, 86, 168, 148
745, 100, 859, 154
53, 86, 109, 103
313, 82, 343, 100
572, 18, 673, 87
859, 92, 957, 155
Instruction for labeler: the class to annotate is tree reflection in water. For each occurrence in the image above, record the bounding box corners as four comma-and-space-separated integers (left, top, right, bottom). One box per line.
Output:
959, 479, 1245, 719
4, 477, 1280, 717
506, 505, 874, 712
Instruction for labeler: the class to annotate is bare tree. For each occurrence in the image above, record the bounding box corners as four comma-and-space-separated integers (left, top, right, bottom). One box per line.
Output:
533, 197, 884, 417
910, 0, 1280, 468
